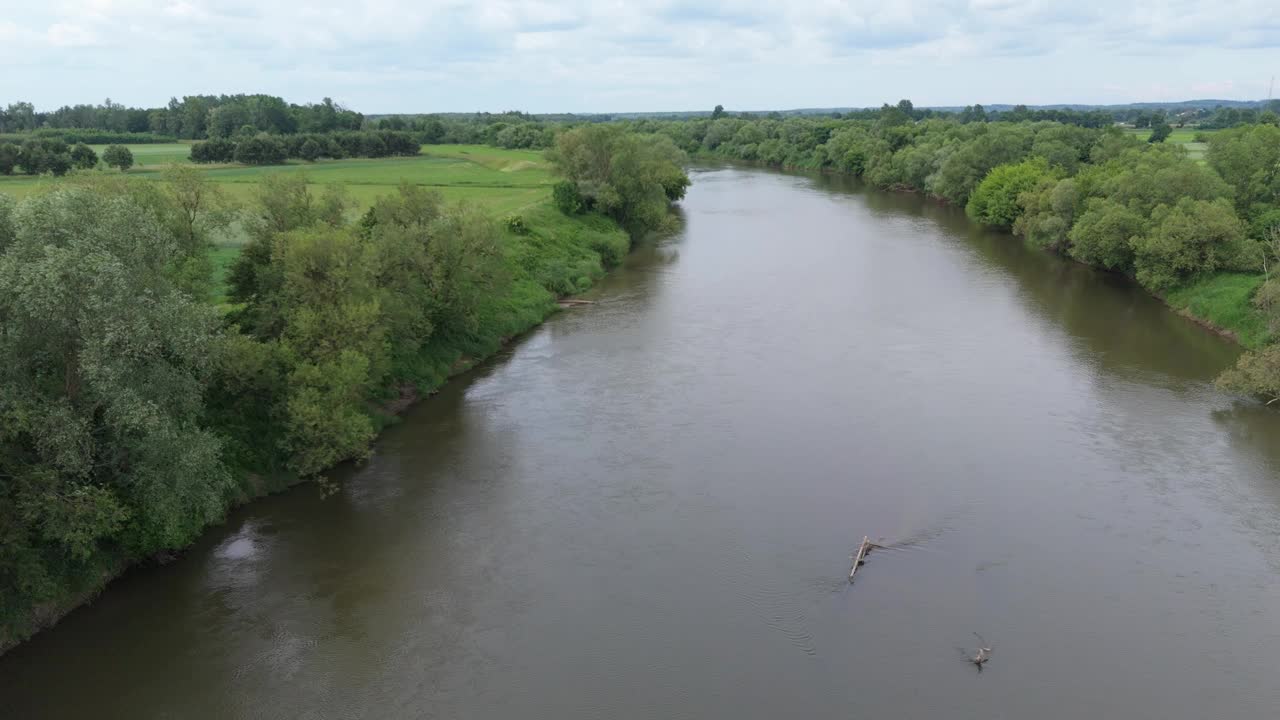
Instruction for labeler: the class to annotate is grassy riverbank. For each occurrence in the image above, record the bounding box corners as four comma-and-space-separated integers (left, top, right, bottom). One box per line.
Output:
0, 143, 641, 654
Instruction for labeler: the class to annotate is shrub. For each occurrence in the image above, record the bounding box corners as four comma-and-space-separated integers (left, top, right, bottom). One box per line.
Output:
504, 214, 529, 234
101, 144, 134, 171
233, 136, 287, 165
189, 138, 236, 163
69, 142, 98, 170
553, 180, 585, 215
966, 157, 1054, 227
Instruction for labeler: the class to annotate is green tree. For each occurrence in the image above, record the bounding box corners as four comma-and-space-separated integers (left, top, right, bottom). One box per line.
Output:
1014, 178, 1080, 252
711, 104, 726, 120
69, 143, 98, 170
298, 138, 323, 162
549, 126, 689, 236
233, 135, 286, 165
101, 144, 133, 171
228, 174, 348, 333
1148, 122, 1173, 143
1206, 124, 1280, 214
1218, 344, 1280, 403
1132, 197, 1248, 290
0, 189, 230, 625
966, 157, 1055, 227
1068, 198, 1146, 272
0, 144, 17, 175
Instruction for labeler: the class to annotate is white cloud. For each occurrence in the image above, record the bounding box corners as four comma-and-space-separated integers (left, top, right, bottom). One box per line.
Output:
2, 1, 1278, 111
46, 22, 100, 47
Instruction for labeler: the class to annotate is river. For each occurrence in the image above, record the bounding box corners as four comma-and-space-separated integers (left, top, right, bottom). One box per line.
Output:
3, 166, 1280, 719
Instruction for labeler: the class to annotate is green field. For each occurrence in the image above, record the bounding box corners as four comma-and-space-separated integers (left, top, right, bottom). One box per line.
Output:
0, 144, 565, 302
1123, 127, 1215, 161
0, 143, 556, 211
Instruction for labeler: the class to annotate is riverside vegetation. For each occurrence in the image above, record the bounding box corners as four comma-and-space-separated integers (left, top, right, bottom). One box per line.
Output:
3, 94, 1280, 652
0, 122, 688, 652
619, 109, 1280, 398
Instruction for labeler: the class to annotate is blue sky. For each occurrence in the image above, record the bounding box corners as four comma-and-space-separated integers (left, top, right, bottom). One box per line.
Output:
2, 0, 1279, 113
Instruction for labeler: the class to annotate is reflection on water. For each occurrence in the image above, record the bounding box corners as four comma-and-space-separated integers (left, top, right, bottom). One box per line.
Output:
3, 166, 1279, 720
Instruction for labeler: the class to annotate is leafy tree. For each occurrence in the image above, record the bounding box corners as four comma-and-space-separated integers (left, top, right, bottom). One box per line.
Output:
966, 157, 1055, 227
157, 166, 237, 298
0, 144, 18, 175
933, 124, 1035, 204
1099, 144, 1231, 217
233, 135, 286, 165
16, 139, 72, 176
1218, 343, 1280, 403
228, 173, 348, 332
298, 138, 323, 162
553, 181, 585, 215
549, 125, 689, 236
101, 144, 133, 171
1014, 177, 1080, 252
1148, 122, 1173, 143
1132, 197, 1248, 290
711, 104, 726, 120
0, 189, 230, 623
1207, 124, 1280, 214
69, 143, 98, 170
1068, 198, 1146, 272
189, 138, 235, 163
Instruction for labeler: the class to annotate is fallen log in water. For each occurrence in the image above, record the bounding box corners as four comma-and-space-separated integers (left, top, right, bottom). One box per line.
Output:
556, 298, 597, 307
849, 535, 873, 581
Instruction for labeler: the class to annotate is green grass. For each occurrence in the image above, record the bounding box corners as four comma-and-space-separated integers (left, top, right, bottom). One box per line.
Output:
1, 143, 566, 287
1165, 272, 1270, 348
1122, 127, 1216, 161
90, 142, 196, 168
0, 143, 558, 209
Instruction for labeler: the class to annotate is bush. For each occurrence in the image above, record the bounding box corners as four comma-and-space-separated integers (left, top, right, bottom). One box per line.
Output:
1133, 198, 1249, 291
1068, 199, 1145, 272
553, 180, 585, 215
69, 142, 98, 170
966, 157, 1054, 227
189, 138, 236, 163
101, 144, 134, 171
298, 138, 323, 162
234, 135, 287, 165
15, 139, 72, 176
0, 144, 16, 175
504, 214, 529, 234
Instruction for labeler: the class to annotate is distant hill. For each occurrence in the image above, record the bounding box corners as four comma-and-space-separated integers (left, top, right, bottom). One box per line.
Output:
367, 99, 1272, 121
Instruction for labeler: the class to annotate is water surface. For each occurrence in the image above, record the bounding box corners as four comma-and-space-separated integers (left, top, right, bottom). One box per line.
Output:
4, 167, 1280, 719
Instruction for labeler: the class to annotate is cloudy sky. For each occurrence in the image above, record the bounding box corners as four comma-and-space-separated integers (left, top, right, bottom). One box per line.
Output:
3, 0, 1279, 113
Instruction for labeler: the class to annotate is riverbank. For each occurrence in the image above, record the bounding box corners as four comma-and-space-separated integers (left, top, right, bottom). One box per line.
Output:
699, 152, 1269, 350
0, 197, 635, 656
6, 165, 1278, 719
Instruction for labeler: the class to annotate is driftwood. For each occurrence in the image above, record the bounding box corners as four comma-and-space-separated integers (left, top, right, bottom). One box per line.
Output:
556, 298, 597, 307
849, 536, 874, 581
968, 633, 992, 670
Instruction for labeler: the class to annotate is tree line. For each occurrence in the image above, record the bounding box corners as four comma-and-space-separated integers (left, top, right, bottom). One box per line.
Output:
0, 96, 363, 139
189, 130, 421, 165
623, 110, 1280, 399
0, 139, 135, 176
0, 130, 687, 650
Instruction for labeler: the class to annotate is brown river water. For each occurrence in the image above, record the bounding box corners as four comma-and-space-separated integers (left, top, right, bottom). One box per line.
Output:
3, 166, 1280, 719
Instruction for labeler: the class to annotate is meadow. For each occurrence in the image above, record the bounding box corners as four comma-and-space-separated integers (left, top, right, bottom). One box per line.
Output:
0, 143, 556, 209
1123, 127, 1214, 161
0, 143, 564, 304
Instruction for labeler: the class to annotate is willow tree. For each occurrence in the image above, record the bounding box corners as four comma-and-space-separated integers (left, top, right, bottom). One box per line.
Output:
0, 189, 230, 637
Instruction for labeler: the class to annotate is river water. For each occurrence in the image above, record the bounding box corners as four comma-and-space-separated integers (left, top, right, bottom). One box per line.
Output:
3, 167, 1280, 719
